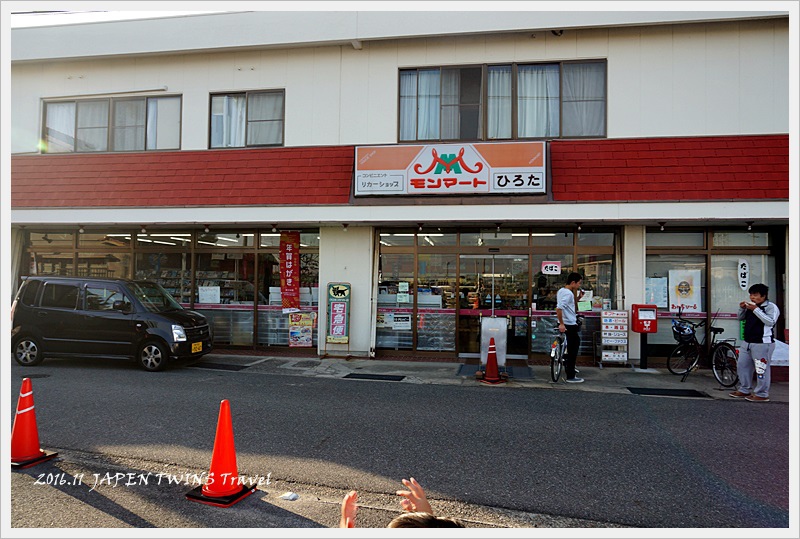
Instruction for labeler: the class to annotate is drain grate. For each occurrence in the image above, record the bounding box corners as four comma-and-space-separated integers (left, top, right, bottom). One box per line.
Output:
192, 362, 249, 372
344, 373, 405, 382
627, 387, 710, 398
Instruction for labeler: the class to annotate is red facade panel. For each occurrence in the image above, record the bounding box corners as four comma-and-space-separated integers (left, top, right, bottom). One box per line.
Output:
11, 146, 355, 208
550, 135, 789, 202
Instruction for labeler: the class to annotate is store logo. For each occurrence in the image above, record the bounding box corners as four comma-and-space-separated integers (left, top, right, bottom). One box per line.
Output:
413, 147, 483, 175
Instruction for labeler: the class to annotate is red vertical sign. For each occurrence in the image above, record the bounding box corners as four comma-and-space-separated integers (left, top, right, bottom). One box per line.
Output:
280, 231, 301, 313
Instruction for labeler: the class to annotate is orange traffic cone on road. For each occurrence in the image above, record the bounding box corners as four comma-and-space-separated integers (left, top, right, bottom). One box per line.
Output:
11, 378, 58, 469
186, 399, 257, 507
480, 338, 506, 385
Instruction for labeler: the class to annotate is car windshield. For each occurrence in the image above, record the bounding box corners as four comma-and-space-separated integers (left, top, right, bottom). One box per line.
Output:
131, 281, 184, 313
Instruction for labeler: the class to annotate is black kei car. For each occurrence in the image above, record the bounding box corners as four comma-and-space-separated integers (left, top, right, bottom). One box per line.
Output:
11, 276, 212, 372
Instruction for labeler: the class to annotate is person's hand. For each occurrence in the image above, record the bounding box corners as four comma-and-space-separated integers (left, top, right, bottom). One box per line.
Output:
577, 289, 585, 300
340, 490, 358, 528
739, 301, 747, 309
558, 322, 566, 333
396, 477, 434, 515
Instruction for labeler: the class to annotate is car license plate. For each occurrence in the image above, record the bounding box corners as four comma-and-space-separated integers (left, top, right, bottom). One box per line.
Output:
191, 342, 202, 353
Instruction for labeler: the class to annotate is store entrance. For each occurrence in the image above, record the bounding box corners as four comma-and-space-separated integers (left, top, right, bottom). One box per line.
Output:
458, 255, 529, 361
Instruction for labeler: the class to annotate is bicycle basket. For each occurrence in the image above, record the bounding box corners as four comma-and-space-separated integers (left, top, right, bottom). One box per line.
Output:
672, 322, 695, 343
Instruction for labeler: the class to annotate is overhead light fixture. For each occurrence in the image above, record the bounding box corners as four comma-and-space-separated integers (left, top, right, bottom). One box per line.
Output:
342, 223, 349, 232
418, 223, 424, 232
140, 226, 147, 234
576, 222, 583, 231
746, 221, 754, 231
271, 224, 278, 233
658, 222, 666, 231
78, 226, 85, 234
204, 225, 210, 233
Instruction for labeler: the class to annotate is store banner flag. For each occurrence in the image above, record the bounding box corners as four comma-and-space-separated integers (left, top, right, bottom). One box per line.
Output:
326, 282, 351, 344
668, 269, 701, 313
280, 231, 301, 313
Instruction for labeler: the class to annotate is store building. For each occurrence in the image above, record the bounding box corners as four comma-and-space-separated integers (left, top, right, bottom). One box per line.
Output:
9, 10, 791, 369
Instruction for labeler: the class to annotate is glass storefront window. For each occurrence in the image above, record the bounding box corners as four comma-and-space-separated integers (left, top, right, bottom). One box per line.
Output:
260, 231, 319, 248
417, 229, 457, 246
30, 252, 74, 276
77, 252, 131, 279
532, 231, 573, 247
417, 254, 457, 351
577, 232, 614, 246
460, 228, 529, 247
645, 254, 706, 345
710, 254, 777, 341
646, 231, 705, 247
29, 232, 73, 248
577, 254, 614, 310
135, 252, 191, 303
78, 230, 134, 249
379, 230, 416, 247
195, 231, 254, 248
712, 231, 771, 247
137, 232, 192, 248
377, 253, 415, 350
531, 254, 574, 311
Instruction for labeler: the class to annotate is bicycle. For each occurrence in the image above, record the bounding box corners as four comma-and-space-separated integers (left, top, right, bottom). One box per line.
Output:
550, 331, 567, 382
667, 309, 739, 386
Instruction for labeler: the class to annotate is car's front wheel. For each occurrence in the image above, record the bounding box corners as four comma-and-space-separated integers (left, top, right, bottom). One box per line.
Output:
14, 336, 45, 366
138, 340, 168, 372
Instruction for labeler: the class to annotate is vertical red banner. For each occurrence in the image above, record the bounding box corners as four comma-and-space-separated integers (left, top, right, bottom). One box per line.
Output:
280, 231, 301, 313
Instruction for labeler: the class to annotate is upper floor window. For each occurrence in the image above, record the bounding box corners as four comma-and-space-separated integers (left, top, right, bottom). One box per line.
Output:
399, 60, 606, 142
43, 96, 181, 153
210, 90, 284, 148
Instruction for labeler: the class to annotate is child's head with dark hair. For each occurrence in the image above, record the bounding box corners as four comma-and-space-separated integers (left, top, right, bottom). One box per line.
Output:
566, 272, 583, 285
749, 283, 769, 298
387, 512, 466, 528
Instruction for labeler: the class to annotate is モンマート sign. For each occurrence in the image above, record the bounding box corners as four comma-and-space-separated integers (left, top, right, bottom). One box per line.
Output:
354, 142, 546, 196
326, 282, 351, 344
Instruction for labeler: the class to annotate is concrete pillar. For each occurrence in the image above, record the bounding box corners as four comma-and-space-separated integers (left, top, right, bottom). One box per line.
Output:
623, 225, 646, 362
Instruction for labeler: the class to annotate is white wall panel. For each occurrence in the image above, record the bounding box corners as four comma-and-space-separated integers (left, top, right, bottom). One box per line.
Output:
284, 48, 316, 147
639, 26, 675, 135
740, 20, 778, 133
705, 22, 742, 134
311, 47, 342, 145
607, 27, 642, 136
340, 45, 372, 144
365, 42, 401, 145
672, 24, 708, 136
576, 28, 610, 59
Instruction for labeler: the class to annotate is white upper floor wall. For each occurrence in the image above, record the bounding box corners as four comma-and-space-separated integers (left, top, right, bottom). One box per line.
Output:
10, 11, 789, 154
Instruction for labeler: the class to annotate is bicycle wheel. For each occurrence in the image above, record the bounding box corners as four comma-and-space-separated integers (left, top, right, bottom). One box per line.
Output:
550, 338, 563, 382
712, 343, 739, 387
667, 343, 699, 375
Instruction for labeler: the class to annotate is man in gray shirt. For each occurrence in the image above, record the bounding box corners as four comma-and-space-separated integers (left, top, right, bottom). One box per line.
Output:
556, 272, 585, 383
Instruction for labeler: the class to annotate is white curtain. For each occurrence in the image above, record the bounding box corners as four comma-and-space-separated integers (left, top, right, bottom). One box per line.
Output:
562, 63, 606, 137
76, 101, 109, 151
517, 64, 560, 138
211, 95, 246, 147
45, 102, 75, 152
417, 70, 440, 140
440, 69, 459, 139
487, 66, 511, 139
113, 99, 145, 151
247, 92, 284, 145
147, 96, 181, 150
399, 71, 417, 141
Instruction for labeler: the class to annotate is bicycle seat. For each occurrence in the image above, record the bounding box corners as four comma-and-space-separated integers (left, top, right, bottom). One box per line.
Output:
710, 327, 724, 334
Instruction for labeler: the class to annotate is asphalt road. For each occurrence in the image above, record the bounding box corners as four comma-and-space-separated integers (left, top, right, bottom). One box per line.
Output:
7, 357, 790, 531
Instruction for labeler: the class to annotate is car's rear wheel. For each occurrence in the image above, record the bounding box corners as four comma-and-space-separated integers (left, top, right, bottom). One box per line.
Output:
138, 340, 168, 372
14, 336, 45, 366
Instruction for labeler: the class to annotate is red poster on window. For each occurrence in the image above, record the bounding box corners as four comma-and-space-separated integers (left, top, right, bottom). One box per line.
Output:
280, 231, 301, 313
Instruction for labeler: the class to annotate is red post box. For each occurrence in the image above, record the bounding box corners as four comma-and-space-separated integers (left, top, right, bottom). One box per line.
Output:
631, 304, 658, 333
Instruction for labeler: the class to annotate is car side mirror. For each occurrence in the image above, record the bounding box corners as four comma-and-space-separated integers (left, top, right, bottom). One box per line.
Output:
113, 300, 132, 313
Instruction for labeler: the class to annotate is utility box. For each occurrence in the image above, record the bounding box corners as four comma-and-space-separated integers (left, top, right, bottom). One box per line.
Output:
480, 316, 507, 367
631, 304, 658, 333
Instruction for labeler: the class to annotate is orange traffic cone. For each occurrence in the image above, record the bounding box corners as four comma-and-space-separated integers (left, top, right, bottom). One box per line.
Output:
480, 338, 506, 385
186, 399, 258, 507
11, 378, 58, 469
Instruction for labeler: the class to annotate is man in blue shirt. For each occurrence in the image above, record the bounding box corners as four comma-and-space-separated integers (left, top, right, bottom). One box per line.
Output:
556, 272, 585, 383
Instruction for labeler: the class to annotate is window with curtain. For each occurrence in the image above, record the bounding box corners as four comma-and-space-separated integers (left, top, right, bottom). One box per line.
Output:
210, 90, 284, 148
399, 60, 606, 141
43, 96, 181, 153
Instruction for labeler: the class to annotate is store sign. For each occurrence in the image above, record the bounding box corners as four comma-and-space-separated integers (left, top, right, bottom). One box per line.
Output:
738, 259, 749, 290
288, 312, 314, 348
354, 142, 546, 196
326, 282, 351, 344
541, 261, 561, 275
280, 231, 301, 313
